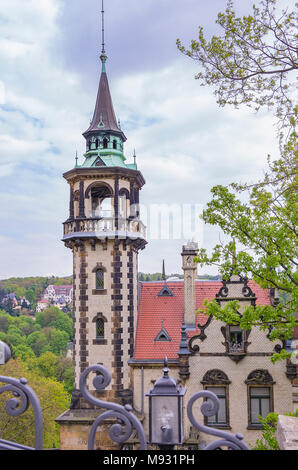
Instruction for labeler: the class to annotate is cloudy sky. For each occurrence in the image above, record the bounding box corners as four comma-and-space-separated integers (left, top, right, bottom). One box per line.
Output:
0, 0, 281, 279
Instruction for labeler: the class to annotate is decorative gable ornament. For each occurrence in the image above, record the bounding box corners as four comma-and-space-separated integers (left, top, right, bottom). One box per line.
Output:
201, 369, 231, 385
245, 369, 275, 385
93, 157, 106, 167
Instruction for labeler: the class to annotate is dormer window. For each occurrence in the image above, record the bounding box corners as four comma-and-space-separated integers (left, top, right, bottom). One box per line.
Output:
228, 326, 244, 353
154, 324, 172, 342
158, 285, 174, 297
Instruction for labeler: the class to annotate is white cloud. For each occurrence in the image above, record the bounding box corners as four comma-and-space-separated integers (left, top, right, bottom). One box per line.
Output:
0, 1, 280, 278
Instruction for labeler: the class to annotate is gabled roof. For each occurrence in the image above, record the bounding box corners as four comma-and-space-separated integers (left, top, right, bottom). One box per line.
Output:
134, 280, 271, 361
46, 285, 72, 295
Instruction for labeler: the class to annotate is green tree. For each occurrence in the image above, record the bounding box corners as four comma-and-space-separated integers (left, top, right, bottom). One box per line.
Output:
177, 0, 298, 360
252, 413, 280, 450
195, 143, 297, 351
0, 311, 13, 333
36, 306, 61, 329
26, 331, 49, 357
54, 312, 73, 340
5, 327, 27, 350
38, 352, 74, 395
0, 358, 70, 448
177, 0, 297, 144
37, 351, 58, 378
49, 329, 69, 356
13, 344, 37, 369
15, 287, 26, 299
25, 285, 37, 305
18, 316, 36, 337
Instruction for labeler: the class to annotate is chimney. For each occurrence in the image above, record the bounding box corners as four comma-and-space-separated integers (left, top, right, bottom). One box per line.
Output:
181, 242, 198, 327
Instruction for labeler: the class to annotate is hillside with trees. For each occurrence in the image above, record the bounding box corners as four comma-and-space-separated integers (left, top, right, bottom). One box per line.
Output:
0, 306, 74, 394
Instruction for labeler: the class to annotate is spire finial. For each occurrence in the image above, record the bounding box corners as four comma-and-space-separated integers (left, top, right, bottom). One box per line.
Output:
101, 0, 105, 54
75, 151, 78, 168
162, 259, 166, 282
100, 0, 107, 72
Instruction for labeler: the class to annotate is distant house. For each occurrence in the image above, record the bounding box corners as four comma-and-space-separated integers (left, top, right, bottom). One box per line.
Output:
43, 285, 73, 305
36, 299, 49, 313
20, 297, 30, 308
1, 293, 18, 308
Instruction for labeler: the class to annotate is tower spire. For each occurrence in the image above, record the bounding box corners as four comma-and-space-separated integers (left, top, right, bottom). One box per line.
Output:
100, 0, 107, 72
162, 259, 166, 282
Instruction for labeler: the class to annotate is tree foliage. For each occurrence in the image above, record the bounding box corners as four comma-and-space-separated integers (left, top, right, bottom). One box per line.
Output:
0, 359, 70, 448
178, 0, 298, 359
252, 412, 280, 450
177, 0, 297, 144
0, 309, 74, 391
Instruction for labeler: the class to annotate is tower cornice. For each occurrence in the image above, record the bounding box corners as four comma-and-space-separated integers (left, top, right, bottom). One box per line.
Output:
63, 166, 146, 188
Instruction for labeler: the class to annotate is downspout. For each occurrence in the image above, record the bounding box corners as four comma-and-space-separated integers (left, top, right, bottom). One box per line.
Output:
141, 366, 144, 414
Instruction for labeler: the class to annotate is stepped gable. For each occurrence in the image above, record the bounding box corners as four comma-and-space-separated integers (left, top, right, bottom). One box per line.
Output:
134, 280, 271, 361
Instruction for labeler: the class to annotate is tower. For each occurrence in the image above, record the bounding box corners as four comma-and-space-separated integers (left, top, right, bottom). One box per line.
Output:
57, 4, 147, 449
181, 241, 198, 326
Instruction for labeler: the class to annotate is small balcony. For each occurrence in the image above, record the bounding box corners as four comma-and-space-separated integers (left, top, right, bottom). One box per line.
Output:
63, 216, 146, 241
227, 341, 244, 354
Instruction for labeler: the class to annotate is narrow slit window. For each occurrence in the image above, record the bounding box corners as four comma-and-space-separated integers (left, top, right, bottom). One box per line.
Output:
96, 318, 105, 339
96, 269, 104, 290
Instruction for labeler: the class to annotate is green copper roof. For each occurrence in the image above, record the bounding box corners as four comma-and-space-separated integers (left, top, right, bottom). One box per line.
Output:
79, 152, 137, 170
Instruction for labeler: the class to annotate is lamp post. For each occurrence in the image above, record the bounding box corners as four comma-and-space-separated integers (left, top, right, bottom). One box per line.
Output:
146, 357, 186, 449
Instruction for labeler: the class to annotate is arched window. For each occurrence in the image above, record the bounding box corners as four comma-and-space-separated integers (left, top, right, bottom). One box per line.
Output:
103, 138, 108, 149
119, 188, 130, 220
88, 140, 91, 151
92, 313, 107, 344
113, 139, 117, 150
201, 370, 231, 428
96, 269, 104, 290
95, 138, 99, 149
96, 318, 105, 339
88, 184, 113, 218
245, 370, 274, 428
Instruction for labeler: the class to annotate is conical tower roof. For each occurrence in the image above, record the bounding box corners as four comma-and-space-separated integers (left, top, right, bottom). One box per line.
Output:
83, 55, 126, 142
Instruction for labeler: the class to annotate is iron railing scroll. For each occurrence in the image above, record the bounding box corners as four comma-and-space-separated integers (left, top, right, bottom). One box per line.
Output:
187, 390, 250, 450
0, 341, 250, 450
0, 341, 43, 450
79, 364, 147, 450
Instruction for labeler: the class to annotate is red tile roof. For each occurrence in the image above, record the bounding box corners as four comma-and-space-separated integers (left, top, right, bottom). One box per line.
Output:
134, 280, 271, 361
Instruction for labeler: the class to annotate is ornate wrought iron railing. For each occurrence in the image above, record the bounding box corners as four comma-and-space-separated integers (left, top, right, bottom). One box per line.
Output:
0, 341, 249, 451
228, 341, 244, 353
